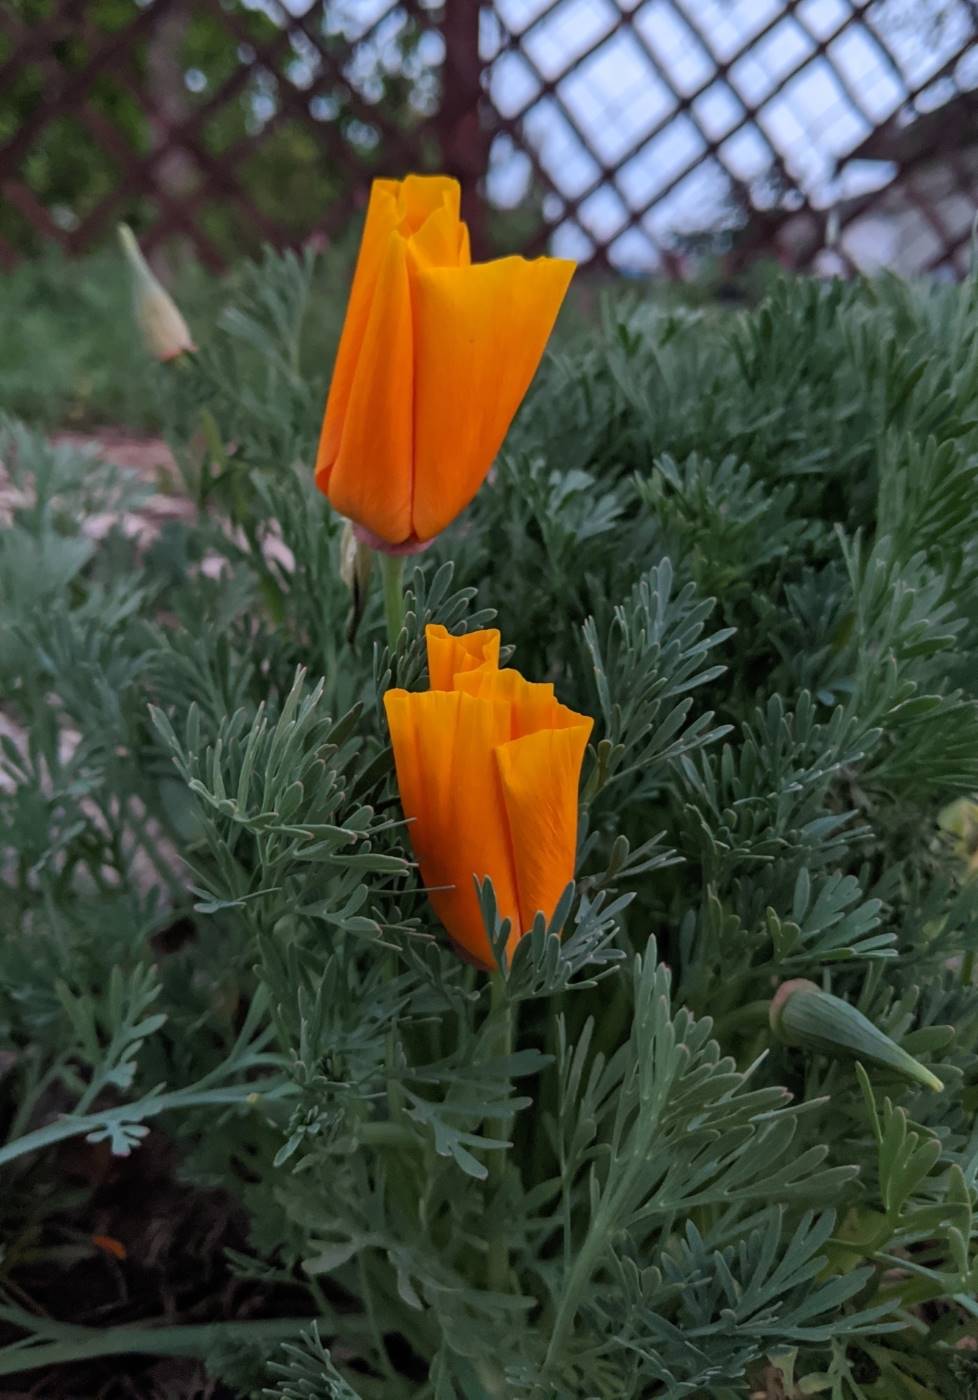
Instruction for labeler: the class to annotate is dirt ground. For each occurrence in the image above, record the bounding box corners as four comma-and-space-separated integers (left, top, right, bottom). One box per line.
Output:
2, 1131, 312, 1398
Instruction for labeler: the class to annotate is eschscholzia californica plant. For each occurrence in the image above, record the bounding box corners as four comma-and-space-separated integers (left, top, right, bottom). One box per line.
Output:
118, 224, 196, 362
315, 175, 574, 550
384, 624, 593, 969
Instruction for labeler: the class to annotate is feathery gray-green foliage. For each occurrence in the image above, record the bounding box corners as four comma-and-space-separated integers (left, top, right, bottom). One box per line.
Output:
2, 253, 978, 1397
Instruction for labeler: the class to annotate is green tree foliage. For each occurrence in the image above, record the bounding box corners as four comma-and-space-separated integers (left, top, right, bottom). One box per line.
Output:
0, 0, 435, 259
2, 259, 978, 1396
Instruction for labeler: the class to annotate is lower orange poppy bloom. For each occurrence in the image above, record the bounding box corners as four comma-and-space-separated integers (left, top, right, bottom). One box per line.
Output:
384, 625, 593, 968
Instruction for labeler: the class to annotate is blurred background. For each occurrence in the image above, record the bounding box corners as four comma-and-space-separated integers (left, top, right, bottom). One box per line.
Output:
2, 0, 978, 282
2, 0, 978, 428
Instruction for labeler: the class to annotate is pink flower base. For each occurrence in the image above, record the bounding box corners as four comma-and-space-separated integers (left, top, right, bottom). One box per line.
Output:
352, 522, 435, 556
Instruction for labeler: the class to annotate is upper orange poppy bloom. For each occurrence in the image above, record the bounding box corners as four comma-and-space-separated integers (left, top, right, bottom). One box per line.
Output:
384, 624, 593, 968
315, 176, 575, 548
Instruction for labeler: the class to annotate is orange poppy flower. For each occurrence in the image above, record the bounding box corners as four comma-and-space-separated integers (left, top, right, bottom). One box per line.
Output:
384, 624, 593, 968
315, 175, 574, 548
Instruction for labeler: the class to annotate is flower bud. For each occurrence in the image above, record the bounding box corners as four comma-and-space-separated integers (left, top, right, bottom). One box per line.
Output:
339, 519, 373, 593
938, 797, 978, 877
770, 978, 943, 1092
118, 224, 196, 362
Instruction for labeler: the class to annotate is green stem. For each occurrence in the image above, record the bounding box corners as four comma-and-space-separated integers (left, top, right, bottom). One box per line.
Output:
474, 1358, 511, 1397
197, 406, 227, 507
380, 552, 406, 651
486, 973, 515, 1294
0, 1077, 292, 1169
712, 998, 772, 1038
4, 1057, 64, 1145
356, 1122, 416, 1149
545, 1189, 613, 1369
385, 1021, 406, 1124
545, 1079, 669, 1370
358, 1253, 397, 1384
0, 1314, 313, 1376
125, 796, 187, 905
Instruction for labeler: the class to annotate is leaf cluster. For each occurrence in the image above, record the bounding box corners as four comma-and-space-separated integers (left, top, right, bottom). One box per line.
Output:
3, 259, 978, 1397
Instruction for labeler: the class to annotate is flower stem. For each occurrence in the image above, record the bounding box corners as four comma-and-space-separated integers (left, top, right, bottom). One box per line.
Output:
712, 998, 771, 1038
545, 1225, 604, 1370
0, 1076, 292, 1168
380, 552, 406, 651
487, 972, 514, 1294
0, 1311, 315, 1376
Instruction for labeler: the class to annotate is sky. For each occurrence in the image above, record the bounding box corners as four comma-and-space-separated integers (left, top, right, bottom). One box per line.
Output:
303, 0, 978, 269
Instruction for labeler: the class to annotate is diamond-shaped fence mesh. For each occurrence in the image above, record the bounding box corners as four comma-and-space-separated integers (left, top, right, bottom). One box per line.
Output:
484, 0, 978, 276
0, 0, 448, 268
1, 0, 976, 277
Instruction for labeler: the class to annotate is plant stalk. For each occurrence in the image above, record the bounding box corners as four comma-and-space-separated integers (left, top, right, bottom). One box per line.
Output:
0, 1077, 292, 1169
380, 552, 406, 651
487, 972, 515, 1294
0, 1314, 313, 1375
376, 548, 407, 1126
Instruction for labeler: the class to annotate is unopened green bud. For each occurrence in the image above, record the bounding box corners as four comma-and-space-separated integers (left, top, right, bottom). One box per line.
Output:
770, 978, 943, 1092
118, 224, 196, 362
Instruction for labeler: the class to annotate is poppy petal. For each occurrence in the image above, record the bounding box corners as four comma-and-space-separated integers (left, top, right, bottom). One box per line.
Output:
396, 174, 460, 235
316, 175, 460, 503
455, 667, 559, 739
316, 181, 400, 484
426, 624, 500, 691
410, 255, 575, 542
408, 201, 467, 270
325, 232, 415, 544
385, 687, 519, 968
494, 719, 593, 936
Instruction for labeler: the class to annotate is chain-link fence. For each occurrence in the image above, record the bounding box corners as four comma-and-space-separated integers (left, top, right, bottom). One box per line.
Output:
1, 0, 976, 276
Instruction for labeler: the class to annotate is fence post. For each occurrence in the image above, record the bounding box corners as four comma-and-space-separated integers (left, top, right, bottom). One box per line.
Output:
438, 0, 489, 254
145, 0, 194, 279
